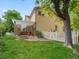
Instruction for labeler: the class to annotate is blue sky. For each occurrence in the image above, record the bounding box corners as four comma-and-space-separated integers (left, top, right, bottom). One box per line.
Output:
0, 0, 36, 18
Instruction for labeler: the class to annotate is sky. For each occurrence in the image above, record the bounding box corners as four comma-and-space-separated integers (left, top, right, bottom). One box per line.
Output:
0, 0, 36, 18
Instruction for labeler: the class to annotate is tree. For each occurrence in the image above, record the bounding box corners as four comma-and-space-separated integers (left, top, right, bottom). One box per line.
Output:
35, 0, 79, 47
0, 18, 2, 22
70, 12, 79, 30
69, 1, 79, 30
2, 10, 22, 32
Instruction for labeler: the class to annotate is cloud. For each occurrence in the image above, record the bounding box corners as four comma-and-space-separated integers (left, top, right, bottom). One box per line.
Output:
2, 9, 7, 12
25, 9, 31, 15
0, 8, 7, 17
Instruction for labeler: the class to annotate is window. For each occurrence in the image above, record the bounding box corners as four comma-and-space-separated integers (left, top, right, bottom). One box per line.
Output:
51, 25, 58, 32
55, 25, 57, 31
38, 11, 41, 16
41, 12, 44, 16
38, 11, 44, 16
53, 25, 57, 32
14, 21, 16, 24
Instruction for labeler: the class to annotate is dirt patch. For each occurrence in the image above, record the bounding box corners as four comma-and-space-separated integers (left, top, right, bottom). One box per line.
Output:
16, 35, 49, 41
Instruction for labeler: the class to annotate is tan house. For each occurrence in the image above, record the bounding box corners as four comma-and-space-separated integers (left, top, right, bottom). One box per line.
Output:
13, 7, 64, 35
25, 7, 64, 32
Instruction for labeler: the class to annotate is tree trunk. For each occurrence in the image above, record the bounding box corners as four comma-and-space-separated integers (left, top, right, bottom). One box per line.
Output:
51, 0, 73, 47
63, 16, 73, 47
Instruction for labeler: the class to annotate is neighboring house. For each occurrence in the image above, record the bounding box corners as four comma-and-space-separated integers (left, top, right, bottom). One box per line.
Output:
13, 20, 35, 35
13, 7, 64, 35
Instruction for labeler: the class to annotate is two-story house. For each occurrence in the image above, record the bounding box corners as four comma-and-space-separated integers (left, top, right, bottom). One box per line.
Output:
25, 7, 64, 31
13, 7, 64, 35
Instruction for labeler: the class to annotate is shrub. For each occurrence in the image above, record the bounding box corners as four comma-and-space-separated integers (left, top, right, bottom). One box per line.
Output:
0, 23, 7, 36
36, 31, 44, 38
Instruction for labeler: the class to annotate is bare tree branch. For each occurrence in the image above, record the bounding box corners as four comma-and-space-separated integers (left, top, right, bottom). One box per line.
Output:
51, 0, 64, 19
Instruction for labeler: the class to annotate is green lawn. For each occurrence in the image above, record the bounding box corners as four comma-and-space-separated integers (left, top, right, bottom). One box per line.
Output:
0, 35, 74, 59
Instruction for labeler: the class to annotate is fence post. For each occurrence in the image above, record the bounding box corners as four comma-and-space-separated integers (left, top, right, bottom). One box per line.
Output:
50, 32, 51, 39
72, 31, 74, 44
56, 31, 58, 40
73, 30, 76, 44
77, 31, 79, 43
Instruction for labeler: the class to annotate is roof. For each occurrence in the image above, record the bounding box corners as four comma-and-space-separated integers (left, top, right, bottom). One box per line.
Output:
25, 6, 41, 20
33, 6, 40, 10
30, 6, 41, 16
25, 16, 31, 19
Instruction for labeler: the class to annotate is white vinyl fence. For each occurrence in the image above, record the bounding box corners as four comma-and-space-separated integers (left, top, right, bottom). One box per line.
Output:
42, 30, 79, 44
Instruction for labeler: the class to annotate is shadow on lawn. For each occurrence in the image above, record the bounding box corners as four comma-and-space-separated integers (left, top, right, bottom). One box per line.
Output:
71, 44, 79, 59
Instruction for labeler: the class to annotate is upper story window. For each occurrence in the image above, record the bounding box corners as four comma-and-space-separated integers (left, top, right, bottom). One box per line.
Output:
41, 12, 44, 16
38, 11, 44, 16
14, 21, 16, 24
38, 11, 41, 16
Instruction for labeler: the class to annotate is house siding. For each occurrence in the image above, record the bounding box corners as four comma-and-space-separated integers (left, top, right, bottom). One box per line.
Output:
31, 12, 36, 22
36, 15, 64, 32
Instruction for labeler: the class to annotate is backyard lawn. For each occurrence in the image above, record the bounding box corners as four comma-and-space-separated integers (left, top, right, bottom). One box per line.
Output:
0, 35, 77, 59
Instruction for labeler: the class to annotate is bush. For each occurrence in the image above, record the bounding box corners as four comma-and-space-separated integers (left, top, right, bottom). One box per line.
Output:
36, 31, 44, 38
0, 23, 7, 36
